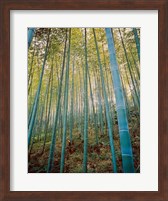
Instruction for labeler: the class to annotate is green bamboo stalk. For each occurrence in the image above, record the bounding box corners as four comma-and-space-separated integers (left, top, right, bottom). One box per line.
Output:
28, 28, 35, 48
83, 29, 89, 173
60, 29, 71, 173
94, 71, 104, 135
69, 57, 75, 143
41, 60, 54, 154
47, 30, 68, 173
129, 45, 140, 79
88, 67, 98, 144
28, 29, 50, 147
118, 29, 140, 109
133, 28, 140, 62
105, 28, 134, 173
93, 28, 117, 173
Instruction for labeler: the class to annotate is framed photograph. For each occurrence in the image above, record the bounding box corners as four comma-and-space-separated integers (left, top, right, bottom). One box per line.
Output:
0, 0, 167, 200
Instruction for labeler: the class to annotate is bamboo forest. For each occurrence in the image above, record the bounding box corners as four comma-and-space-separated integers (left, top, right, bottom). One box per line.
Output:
28, 28, 140, 173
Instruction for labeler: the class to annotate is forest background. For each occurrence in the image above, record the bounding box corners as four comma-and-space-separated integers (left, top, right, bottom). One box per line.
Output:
28, 28, 140, 173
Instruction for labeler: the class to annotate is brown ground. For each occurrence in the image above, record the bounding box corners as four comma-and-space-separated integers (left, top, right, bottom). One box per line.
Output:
28, 113, 140, 173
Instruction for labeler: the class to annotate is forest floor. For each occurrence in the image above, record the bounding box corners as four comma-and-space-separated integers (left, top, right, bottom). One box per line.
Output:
28, 112, 140, 173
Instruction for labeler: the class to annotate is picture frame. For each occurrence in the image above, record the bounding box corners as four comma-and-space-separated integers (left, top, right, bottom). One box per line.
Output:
0, 0, 167, 200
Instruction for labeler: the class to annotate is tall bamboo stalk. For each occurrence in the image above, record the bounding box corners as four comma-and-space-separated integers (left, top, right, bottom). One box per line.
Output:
28, 29, 50, 147
105, 28, 134, 173
47, 30, 68, 173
